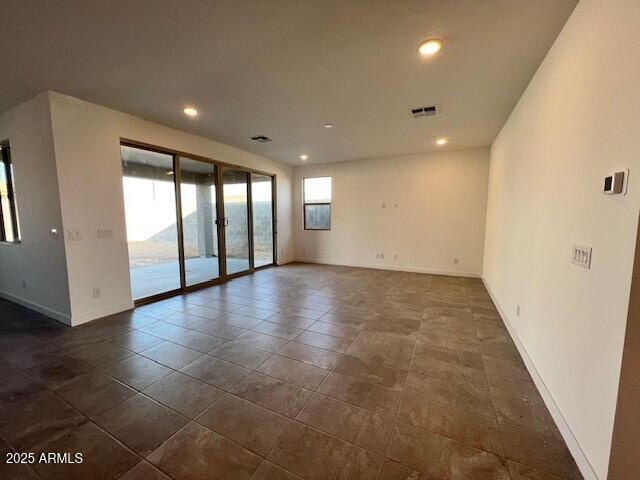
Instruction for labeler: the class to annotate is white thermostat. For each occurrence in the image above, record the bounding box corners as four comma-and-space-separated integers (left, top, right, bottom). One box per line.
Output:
603, 170, 627, 195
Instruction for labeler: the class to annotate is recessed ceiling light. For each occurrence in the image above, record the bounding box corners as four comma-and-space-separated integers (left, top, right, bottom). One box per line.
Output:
323, 123, 333, 129
436, 137, 448, 146
419, 39, 442, 56
300, 154, 308, 161
183, 106, 198, 117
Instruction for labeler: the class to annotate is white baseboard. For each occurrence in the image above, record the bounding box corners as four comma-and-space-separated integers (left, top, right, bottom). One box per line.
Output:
0, 290, 135, 327
71, 301, 135, 326
482, 277, 599, 480
0, 290, 72, 325
294, 257, 481, 278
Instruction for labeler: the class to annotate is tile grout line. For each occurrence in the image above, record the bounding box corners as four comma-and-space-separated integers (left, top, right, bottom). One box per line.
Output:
250, 288, 367, 476
1, 269, 573, 480
378, 328, 420, 480
473, 292, 513, 476
9, 365, 151, 478
258, 327, 358, 477
123, 282, 354, 479
0, 429, 44, 480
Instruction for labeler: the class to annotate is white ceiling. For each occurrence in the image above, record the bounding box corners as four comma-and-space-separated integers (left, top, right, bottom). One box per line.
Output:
1, 0, 576, 165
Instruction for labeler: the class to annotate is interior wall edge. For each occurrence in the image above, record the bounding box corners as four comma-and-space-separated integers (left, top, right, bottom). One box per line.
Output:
0, 289, 71, 326
45, 91, 75, 317
276, 258, 294, 266
295, 258, 482, 278
606, 210, 640, 479
290, 145, 491, 170
292, 147, 489, 277
44, 92, 294, 323
70, 301, 135, 327
482, 276, 599, 480
0, 92, 72, 318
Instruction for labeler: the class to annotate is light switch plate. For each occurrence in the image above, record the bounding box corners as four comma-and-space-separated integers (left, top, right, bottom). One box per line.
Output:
572, 245, 592, 269
97, 228, 113, 239
67, 230, 82, 241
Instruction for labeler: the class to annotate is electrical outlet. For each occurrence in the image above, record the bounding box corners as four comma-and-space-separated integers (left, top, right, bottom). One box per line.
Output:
92, 288, 101, 299
453, 257, 459, 264
572, 245, 592, 269
21, 280, 27, 289
380, 253, 385, 259
97, 228, 113, 239
394, 254, 399, 260
381, 202, 386, 208
516, 304, 520, 317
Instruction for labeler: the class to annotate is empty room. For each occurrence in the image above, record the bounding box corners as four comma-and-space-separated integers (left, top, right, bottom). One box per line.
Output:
1, 1, 639, 479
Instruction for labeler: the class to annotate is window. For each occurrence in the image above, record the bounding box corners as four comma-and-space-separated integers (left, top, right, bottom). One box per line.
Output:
303, 177, 331, 230
0, 143, 21, 243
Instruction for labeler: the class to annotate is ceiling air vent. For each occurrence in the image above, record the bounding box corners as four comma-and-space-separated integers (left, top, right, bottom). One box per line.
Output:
411, 104, 439, 118
250, 135, 272, 143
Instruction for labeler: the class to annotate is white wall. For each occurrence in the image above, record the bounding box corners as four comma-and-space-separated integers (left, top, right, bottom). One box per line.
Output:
293, 148, 489, 276
0, 93, 71, 322
483, 1, 640, 478
48, 92, 293, 325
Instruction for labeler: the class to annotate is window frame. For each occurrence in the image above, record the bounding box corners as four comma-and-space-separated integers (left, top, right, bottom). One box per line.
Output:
303, 176, 332, 231
0, 142, 21, 244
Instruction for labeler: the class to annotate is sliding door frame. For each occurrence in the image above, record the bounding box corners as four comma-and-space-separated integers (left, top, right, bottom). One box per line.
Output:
121, 139, 278, 306
178, 154, 225, 290
251, 171, 278, 271
220, 164, 253, 280
173, 154, 187, 295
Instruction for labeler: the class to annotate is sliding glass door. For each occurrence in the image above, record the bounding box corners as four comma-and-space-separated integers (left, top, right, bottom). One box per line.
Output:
252, 173, 274, 267
222, 168, 251, 275
179, 157, 221, 286
121, 143, 276, 303
121, 146, 181, 300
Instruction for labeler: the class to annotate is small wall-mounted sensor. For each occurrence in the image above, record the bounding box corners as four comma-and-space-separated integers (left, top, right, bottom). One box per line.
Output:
603, 170, 627, 195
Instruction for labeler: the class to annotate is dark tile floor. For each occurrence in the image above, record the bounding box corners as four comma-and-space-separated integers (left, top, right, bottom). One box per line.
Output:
0, 263, 582, 480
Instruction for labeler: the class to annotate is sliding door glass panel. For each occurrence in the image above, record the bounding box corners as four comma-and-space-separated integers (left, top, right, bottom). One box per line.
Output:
223, 169, 250, 275
179, 157, 220, 286
251, 174, 274, 267
121, 146, 180, 300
